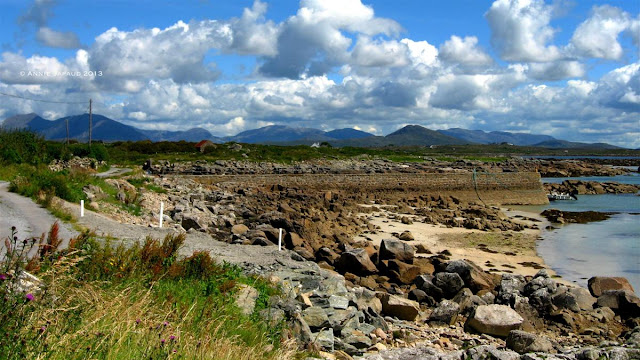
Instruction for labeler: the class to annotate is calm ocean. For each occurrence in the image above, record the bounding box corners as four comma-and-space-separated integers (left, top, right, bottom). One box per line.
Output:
518, 172, 640, 290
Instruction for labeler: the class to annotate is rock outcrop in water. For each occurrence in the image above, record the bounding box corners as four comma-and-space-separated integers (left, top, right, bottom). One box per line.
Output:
544, 180, 640, 195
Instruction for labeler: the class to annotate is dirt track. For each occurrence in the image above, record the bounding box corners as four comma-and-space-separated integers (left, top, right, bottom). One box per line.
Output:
0, 181, 78, 251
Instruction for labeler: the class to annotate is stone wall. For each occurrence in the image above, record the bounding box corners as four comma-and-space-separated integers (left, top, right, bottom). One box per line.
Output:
188, 172, 548, 205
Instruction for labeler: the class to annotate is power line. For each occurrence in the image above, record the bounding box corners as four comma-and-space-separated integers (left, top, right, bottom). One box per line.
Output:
0, 91, 87, 105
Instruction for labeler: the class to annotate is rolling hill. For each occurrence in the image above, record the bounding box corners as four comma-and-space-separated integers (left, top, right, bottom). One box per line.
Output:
438, 128, 555, 146
0, 113, 625, 149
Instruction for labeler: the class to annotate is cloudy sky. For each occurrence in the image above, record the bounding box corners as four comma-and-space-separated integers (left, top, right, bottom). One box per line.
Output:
0, 0, 638, 147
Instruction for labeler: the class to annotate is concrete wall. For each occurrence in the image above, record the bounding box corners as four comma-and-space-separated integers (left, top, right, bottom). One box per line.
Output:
189, 172, 548, 206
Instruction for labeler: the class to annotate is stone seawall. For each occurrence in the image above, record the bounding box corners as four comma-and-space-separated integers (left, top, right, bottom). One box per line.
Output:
187, 172, 548, 206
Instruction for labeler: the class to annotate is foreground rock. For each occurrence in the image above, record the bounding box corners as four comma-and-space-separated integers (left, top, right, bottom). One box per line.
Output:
465, 304, 524, 337
380, 294, 420, 321
506, 330, 555, 354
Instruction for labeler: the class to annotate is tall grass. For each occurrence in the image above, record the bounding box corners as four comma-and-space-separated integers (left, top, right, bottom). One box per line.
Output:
1, 228, 295, 359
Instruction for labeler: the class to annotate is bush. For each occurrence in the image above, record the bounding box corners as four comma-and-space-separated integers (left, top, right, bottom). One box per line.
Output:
0, 129, 48, 165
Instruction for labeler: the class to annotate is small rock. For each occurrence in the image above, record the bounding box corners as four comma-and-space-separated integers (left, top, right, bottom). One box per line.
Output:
379, 239, 415, 263
434, 272, 465, 299
398, 230, 414, 241
235, 284, 259, 316
231, 224, 249, 235
335, 248, 378, 276
329, 295, 350, 310
506, 330, 555, 354
429, 300, 460, 325
311, 329, 335, 352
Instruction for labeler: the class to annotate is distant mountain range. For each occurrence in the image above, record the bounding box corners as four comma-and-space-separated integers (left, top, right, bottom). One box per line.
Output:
437, 128, 555, 146
0, 112, 624, 149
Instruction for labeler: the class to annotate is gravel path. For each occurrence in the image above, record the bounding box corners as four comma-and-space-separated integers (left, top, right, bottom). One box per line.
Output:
60, 200, 299, 267
0, 181, 78, 252
0, 179, 310, 270
95, 166, 132, 178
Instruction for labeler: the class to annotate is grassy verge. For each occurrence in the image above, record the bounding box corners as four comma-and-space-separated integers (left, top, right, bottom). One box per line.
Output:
1, 164, 145, 218
1, 228, 294, 360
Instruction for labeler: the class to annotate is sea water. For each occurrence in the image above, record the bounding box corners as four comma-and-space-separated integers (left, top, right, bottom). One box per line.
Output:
518, 172, 640, 290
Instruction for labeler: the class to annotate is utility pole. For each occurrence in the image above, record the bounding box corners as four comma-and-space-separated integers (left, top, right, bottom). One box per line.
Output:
66, 118, 69, 145
89, 98, 92, 149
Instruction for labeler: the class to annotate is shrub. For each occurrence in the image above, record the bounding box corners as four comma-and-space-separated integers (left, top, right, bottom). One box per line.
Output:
0, 129, 48, 165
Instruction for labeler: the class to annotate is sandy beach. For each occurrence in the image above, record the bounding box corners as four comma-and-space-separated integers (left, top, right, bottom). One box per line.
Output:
354, 205, 571, 282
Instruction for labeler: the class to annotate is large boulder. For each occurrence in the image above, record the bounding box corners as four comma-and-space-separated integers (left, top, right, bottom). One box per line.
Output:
466, 304, 524, 337
335, 248, 378, 276
506, 330, 555, 354
380, 293, 420, 321
597, 290, 640, 318
588, 276, 635, 297
434, 272, 465, 299
379, 239, 415, 263
445, 259, 495, 292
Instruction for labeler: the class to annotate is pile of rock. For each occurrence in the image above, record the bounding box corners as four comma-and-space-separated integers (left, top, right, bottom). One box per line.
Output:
49, 156, 105, 171
545, 180, 640, 195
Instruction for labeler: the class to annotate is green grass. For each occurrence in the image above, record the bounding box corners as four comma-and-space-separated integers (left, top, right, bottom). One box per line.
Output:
0, 231, 295, 360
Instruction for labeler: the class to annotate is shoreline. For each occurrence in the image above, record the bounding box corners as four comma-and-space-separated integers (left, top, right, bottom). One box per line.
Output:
354, 205, 576, 285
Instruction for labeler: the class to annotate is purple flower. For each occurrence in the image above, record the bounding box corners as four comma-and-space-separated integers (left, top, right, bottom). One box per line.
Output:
172, 349, 177, 353
0, 274, 7, 281
169, 335, 176, 341
160, 338, 166, 345
135, 319, 141, 325
163, 321, 169, 327
25, 293, 34, 301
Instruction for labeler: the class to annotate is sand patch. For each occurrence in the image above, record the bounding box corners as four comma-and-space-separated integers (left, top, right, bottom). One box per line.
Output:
355, 206, 566, 280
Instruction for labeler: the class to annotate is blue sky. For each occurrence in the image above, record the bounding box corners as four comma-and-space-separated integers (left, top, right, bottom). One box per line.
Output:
0, 0, 639, 147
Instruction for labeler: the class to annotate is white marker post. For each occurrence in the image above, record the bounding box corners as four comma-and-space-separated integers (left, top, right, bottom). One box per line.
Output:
278, 228, 283, 251
159, 201, 164, 228
80, 200, 84, 217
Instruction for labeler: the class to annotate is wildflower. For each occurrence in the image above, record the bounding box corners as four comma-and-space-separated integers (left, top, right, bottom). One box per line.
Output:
135, 318, 141, 325
0, 274, 7, 281
172, 349, 177, 353
39, 326, 46, 333
25, 293, 34, 302
160, 338, 166, 346
22, 239, 27, 246
169, 335, 176, 341
163, 321, 169, 327
11, 226, 16, 232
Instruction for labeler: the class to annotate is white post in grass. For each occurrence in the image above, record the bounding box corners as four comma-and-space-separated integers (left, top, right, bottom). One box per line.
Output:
159, 201, 164, 228
80, 200, 84, 217
278, 228, 283, 251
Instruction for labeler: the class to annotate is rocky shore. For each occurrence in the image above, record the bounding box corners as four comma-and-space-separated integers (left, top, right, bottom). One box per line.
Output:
79, 157, 640, 359
544, 180, 640, 195
144, 157, 632, 178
